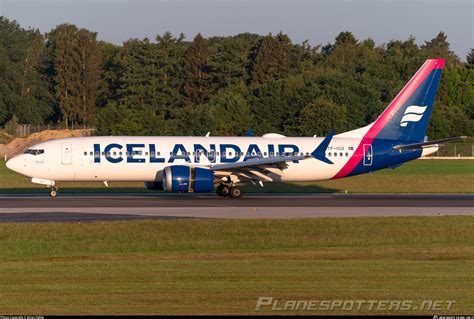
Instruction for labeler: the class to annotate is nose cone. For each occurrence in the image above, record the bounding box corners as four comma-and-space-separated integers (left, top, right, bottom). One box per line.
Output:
6, 156, 24, 175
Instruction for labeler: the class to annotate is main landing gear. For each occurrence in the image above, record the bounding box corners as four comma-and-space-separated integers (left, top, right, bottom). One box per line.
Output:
49, 186, 59, 198
216, 184, 242, 199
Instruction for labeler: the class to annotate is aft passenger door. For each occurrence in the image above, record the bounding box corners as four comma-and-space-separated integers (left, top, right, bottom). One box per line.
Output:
61, 142, 72, 165
363, 144, 373, 166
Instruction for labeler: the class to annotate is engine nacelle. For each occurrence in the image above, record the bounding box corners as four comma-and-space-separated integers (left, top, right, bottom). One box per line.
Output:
163, 165, 215, 193
144, 181, 164, 190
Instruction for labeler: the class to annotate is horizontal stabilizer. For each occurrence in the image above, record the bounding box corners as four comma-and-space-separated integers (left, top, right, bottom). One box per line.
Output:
393, 136, 468, 150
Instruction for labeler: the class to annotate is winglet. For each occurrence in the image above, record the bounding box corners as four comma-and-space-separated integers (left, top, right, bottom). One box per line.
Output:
311, 129, 336, 164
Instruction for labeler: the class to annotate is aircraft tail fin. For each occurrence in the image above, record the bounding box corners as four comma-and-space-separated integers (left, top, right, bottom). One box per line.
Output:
367, 59, 445, 142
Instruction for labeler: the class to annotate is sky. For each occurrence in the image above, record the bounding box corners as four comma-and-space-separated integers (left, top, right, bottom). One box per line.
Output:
1, 0, 472, 59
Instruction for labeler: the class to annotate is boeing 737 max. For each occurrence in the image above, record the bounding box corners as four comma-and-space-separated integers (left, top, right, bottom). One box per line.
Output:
5, 59, 465, 198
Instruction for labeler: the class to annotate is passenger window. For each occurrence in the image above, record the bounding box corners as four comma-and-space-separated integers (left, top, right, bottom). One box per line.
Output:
84, 151, 87, 156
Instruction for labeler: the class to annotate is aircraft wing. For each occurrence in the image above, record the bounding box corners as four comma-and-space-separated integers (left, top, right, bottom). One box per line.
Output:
393, 136, 467, 150
210, 154, 308, 171
210, 130, 336, 184
211, 155, 308, 185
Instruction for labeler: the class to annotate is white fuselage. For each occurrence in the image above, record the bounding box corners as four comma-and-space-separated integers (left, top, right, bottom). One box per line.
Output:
7, 135, 365, 183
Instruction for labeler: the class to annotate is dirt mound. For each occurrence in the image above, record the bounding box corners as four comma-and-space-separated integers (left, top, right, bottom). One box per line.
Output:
1, 129, 92, 160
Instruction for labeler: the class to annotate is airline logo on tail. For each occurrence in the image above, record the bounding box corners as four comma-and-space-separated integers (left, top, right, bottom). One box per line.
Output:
400, 105, 428, 127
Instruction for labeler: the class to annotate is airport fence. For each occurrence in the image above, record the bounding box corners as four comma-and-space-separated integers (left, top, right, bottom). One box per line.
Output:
8, 124, 92, 137
425, 142, 473, 158
15, 124, 63, 137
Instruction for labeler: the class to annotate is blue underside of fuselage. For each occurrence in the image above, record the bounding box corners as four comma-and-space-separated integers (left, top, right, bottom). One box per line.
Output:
345, 139, 422, 177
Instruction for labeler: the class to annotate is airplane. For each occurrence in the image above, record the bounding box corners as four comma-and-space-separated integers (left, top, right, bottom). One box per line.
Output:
5, 58, 466, 198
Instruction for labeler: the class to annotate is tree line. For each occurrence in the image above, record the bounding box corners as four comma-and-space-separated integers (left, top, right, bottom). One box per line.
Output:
0, 17, 472, 139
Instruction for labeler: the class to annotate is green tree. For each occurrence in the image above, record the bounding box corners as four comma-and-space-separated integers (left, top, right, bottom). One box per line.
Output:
250, 79, 290, 134
16, 30, 52, 125
183, 33, 211, 106
117, 39, 163, 114
467, 49, 474, 69
299, 97, 347, 136
47, 24, 101, 127
172, 105, 214, 136
209, 34, 260, 90
0, 17, 52, 125
47, 24, 81, 127
97, 41, 121, 107
155, 32, 187, 110
208, 90, 253, 135
251, 32, 298, 86
421, 32, 460, 67
77, 28, 102, 126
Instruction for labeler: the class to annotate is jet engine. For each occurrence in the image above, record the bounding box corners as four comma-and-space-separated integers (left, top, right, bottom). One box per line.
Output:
144, 181, 164, 190
163, 165, 215, 193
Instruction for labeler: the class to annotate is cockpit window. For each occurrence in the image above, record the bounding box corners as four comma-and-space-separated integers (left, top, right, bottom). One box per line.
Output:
24, 149, 44, 155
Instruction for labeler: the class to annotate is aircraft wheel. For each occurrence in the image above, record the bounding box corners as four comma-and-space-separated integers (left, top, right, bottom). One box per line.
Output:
49, 186, 58, 198
216, 184, 230, 197
229, 186, 242, 199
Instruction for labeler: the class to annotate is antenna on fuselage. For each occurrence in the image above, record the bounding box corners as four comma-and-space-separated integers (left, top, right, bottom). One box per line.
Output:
205, 132, 210, 137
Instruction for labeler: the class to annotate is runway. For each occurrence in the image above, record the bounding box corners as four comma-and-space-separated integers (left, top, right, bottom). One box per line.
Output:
0, 193, 472, 221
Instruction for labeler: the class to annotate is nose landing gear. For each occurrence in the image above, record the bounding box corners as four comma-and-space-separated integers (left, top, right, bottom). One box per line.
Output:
30, 178, 58, 198
49, 186, 59, 198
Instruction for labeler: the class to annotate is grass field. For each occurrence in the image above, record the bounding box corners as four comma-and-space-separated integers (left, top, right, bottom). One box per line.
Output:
0, 217, 473, 315
0, 159, 473, 194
